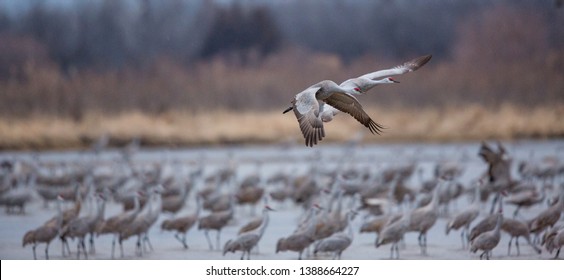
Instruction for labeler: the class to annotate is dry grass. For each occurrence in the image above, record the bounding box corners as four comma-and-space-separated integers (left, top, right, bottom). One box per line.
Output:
0, 104, 562, 150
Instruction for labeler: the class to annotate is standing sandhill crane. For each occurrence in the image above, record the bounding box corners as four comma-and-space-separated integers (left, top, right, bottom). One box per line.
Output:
43, 192, 82, 257
276, 204, 322, 260
96, 191, 142, 258
161, 169, 201, 214
161, 196, 201, 249
313, 210, 357, 259
408, 182, 442, 255
470, 208, 503, 260
0, 185, 34, 214
446, 183, 481, 249
359, 213, 402, 240
501, 218, 541, 256
375, 210, 411, 259
235, 185, 265, 216
469, 193, 504, 243
119, 185, 164, 256
237, 197, 270, 235
469, 214, 498, 243
63, 193, 106, 259
544, 227, 564, 259
282, 80, 383, 147
198, 197, 234, 250
529, 190, 564, 242
22, 195, 64, 259
223, 205, 274, 260
505, 185, 546, 218
161, 180, 191, 214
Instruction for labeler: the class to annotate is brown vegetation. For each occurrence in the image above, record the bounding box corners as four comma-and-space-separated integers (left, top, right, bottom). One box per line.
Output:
0, 104, 562, 150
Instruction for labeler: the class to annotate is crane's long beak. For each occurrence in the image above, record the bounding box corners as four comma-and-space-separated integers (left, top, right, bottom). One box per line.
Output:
282, 106, 293, 114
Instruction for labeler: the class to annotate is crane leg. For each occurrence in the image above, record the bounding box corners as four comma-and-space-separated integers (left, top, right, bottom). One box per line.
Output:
182, 233, 188, 249
89, 233, 95, 254
554, 248, 561, 259
143, 233, 153, 252
111, 235, 116, 259
65, 239, 71, 256
61, 237, 67, 257
216, 230, 221, 251
204, 230, 213, 250
32, 244, 37, 260
136, 235, 142, 256
45, 243, 50, 260
119, 238, 125, 258
513, 207, 520, 218
62, 236, 72, 256
77, 240, 81, 259
82, 239, 88, 260
516, 238, 520, 256
508, 238, 512, 256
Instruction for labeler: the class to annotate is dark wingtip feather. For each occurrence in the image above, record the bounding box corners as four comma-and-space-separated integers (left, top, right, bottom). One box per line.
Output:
415, 54, 432, 68
367, 120, 387, 135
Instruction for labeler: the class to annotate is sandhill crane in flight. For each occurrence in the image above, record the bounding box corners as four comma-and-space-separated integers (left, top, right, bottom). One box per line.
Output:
283, 80, 383, 147
283, 54, 432, 147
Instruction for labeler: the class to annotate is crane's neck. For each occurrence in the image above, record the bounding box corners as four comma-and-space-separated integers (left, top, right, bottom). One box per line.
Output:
95, 197, 106, 221
258, 210, 270, 239
56, 198, 64, 231
472, 184, 482, 208
133, 195, 140, 213
333, 190, 344, 219
429, 182, 442, 211
305, 208, 319, 237
493, 213, 503, 236
194, 197, 201, 218
151, 192, 163, 215
345, 212, 354, 240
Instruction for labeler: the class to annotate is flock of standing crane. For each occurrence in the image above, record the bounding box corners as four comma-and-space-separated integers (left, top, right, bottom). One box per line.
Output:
1, 140, 563, 260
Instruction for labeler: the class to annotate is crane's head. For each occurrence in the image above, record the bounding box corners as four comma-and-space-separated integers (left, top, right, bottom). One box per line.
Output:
384, 77, 399, 83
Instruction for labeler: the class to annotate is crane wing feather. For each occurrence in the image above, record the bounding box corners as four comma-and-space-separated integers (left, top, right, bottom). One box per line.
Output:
324, 92, 385, 135
359, 55, 432, 80
291, 87, 325, 147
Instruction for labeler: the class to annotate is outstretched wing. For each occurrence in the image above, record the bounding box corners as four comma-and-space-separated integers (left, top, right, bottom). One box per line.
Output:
291, 87, 326, 147
324, 92, 385, 135
358, 54, 432, 81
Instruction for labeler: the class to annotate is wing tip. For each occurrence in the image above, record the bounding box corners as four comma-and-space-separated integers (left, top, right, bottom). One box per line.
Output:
368, 120, 387, 135
414, 54, 432, 69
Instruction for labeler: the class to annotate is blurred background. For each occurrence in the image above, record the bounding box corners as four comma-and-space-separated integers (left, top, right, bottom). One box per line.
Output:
0, 0, 563, 149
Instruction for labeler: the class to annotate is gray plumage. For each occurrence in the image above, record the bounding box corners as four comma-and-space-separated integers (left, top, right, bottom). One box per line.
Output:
470, 211, 503, 260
